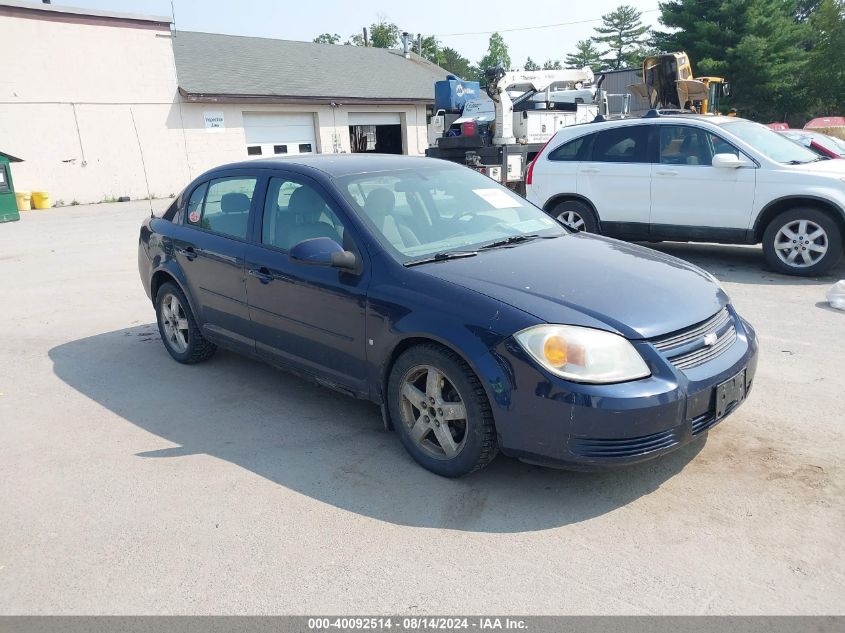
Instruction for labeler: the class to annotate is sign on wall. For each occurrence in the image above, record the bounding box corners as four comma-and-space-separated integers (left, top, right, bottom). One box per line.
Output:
203, 111, 225, 130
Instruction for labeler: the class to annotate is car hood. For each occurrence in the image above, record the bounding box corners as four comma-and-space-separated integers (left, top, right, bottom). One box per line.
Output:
417, 234, 728, 339
786, 158, 845, 174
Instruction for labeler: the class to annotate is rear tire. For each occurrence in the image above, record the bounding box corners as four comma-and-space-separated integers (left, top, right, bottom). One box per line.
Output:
762, 208, 842, 276
550, 199, 599, 233
387, 344, 498, 477
155, 282, 216, 364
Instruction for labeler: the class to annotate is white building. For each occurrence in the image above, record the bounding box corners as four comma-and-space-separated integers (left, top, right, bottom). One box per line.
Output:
0, 0, 447, 204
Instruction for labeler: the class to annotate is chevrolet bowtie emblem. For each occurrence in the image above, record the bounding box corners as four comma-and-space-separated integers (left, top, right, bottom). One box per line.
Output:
703, 332, 719, 346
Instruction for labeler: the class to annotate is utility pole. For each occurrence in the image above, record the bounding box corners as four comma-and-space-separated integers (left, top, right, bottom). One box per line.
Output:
363, 27, 368, 47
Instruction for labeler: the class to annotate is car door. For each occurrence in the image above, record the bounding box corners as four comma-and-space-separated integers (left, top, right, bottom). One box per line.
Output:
244, 172, 370, 395
173, 172, 258, 353
527, 132, 591, 208
576, 124, 652, 239
650, 124, 757, 238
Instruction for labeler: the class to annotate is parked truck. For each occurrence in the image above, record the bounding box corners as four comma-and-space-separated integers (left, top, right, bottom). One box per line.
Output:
425, 67, 628, 193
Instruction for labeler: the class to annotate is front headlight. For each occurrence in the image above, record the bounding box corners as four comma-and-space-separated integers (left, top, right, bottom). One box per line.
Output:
514, 324, 651, 384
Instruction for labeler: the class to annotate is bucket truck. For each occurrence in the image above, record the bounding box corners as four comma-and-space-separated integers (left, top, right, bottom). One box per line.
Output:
426, 67, 627, 193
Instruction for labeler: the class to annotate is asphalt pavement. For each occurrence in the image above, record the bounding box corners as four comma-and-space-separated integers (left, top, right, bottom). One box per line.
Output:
0, 200, 842, 614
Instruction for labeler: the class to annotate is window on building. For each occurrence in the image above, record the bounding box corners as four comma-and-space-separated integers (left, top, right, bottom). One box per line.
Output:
247, 146, 262, 156
0, 165, 10, 194
273, 145, 288, 154
298, 143, 313, 154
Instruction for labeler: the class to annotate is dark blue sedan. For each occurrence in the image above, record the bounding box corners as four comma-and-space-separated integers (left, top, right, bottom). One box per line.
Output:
138, 155, 758, 477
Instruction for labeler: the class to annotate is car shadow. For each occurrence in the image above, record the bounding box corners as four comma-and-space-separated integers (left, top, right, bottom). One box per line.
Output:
49, 324, 705, 533
637, 242, 845, 286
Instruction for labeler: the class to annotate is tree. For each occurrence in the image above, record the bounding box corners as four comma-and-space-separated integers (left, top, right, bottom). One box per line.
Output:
565, 40, 604, 72
440, 47, 477, 79
654, 0, 811, 122
419, 35, 444, 65
524, 57, 541, 70
542, 59, 562, 70
478, 32, 511, 72
313, 33, 341, 45
345, 17, 400, 48
370, 17, 400, 48
807, 0, 845, 114
595, 4, 650, 69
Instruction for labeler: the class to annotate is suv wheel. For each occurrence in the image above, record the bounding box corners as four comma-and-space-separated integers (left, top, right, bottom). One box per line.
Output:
550, 200, 599, 233
762, 208, 843, 276
387, 344, 498, 477
155, 282, 216, 363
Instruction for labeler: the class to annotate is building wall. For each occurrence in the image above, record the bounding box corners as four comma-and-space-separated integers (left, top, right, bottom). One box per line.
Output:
0, 8, 190, 203
601, 69, 650, 116
178, 102, 430, 180
0, 7, 432, 204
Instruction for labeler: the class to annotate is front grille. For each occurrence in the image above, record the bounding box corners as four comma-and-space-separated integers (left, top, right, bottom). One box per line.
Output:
691, 412, 718, 435
651, 308, 737, 371
569, 428, 678, 458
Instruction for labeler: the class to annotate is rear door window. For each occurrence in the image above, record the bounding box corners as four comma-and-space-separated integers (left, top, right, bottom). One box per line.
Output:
591, 125, 650, 163
547, 134, 593, 162
187, 176, 256, 240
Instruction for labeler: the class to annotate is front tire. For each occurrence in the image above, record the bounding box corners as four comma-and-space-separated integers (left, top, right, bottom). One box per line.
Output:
155, 282, 216, 364
387, 344, 498, 477
550, 199, 599, 233
762, 208, 842, 276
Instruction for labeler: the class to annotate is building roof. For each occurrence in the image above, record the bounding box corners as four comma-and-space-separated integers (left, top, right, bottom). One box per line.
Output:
173, 31, 449, 104
0, 151, 23, 163
0, 0, 170, 25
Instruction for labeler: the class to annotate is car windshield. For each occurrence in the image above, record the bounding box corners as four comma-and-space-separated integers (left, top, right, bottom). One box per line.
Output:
805, 131, 845, 154
335, 166, 564, 263
722, 120, 820, 164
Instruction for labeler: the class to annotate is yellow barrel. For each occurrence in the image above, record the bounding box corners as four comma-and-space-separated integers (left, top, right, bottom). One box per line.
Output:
31, 191, 51, 209
15, 191, 32, 211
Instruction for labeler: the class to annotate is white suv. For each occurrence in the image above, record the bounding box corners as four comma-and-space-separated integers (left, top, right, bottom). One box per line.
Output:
525, 114, 845, 276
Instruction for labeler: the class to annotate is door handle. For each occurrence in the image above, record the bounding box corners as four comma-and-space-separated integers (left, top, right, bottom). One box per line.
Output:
248, 267, 273, 284
176, 246, 197, 261
655, 169, 678, 176
580, 167, 600, 174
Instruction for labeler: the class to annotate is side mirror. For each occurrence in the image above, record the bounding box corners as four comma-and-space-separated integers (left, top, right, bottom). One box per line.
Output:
722, 82, 731, 96
712, 153, 753, 169
289, 237, 357, 270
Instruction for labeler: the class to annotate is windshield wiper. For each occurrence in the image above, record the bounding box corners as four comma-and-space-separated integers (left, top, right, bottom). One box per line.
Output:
786, 157, 826, 164
405, 250, 478, 266
479, 234, 544, 250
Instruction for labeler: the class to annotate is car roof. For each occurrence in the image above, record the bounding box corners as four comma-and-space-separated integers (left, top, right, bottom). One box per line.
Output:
556, 113, 743, 137
208, 154, 456, 178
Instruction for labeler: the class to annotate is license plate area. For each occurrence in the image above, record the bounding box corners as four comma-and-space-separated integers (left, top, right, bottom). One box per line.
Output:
715, 369, 747, 420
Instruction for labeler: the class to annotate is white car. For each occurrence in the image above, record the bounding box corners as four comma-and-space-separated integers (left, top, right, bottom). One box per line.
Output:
525, 114, 845, 276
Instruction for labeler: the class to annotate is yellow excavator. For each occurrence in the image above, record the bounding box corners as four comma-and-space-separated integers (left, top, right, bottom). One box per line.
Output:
628, 52, 730, 114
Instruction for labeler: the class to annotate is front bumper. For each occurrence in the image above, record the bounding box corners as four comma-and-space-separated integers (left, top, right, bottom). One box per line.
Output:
491, 308, 759, 469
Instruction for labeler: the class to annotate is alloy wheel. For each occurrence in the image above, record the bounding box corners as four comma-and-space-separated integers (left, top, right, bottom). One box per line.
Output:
160, 293, 190, 354
773, 219, 829, 268
398, 364, 468, 460
557, 209, 586, 231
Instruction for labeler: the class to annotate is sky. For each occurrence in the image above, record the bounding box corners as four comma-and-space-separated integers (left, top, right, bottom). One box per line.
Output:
53, 0, 662, 66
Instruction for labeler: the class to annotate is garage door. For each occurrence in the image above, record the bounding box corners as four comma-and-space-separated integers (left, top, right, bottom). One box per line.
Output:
243, 112, 317, 157
348, 112, 402, 126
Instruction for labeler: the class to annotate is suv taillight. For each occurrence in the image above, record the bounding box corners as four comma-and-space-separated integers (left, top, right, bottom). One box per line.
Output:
526, 137, 553, 186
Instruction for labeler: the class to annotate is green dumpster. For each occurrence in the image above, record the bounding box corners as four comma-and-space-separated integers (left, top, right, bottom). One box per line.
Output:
0, 150, 23, 223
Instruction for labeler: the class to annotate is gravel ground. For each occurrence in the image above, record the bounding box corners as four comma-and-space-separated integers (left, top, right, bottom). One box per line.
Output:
0, 200, 843, 614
